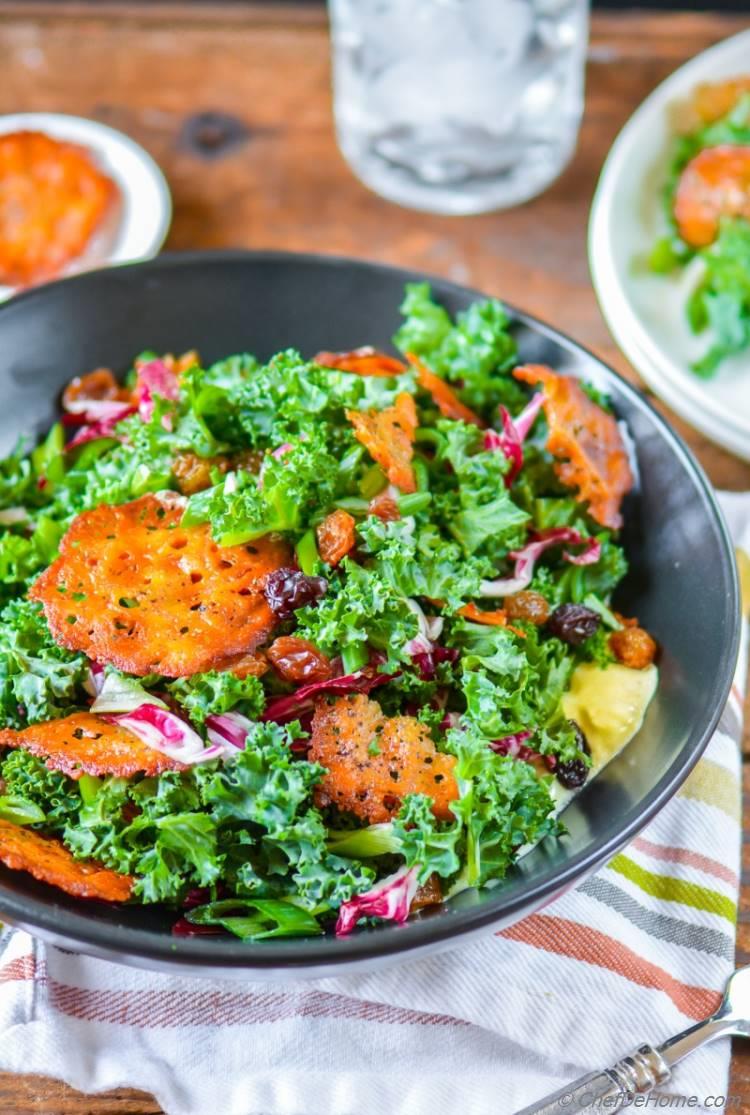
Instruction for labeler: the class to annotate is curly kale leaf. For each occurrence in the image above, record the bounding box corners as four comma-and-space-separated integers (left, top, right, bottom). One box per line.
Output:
357, 516, 491, 609
687, 219, 750, 377
166, 671, 265, 727
444, 723, 560, 887
294, 559, 419, 672
0, 749, 81, 828
0, 599, 88, 727
182, 430, 339, 545
449, 621, 578, 759
393, 282, 524, 414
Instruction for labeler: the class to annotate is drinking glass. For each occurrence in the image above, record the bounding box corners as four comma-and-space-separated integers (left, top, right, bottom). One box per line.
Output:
329, 0, 590, 215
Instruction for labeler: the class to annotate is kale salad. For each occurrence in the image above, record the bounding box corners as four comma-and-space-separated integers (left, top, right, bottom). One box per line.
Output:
0, 283, 657, 940
649, 76, 750, 377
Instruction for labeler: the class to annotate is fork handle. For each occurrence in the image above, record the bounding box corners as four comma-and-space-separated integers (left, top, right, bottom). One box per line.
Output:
515, 1044, 671, 1114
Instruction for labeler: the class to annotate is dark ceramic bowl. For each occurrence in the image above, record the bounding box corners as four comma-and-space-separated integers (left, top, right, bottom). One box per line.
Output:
0, 252, 739, 979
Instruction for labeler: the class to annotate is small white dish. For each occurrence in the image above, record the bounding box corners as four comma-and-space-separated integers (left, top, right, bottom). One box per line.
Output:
589, 29, 750, 461
0, 112, 171, 300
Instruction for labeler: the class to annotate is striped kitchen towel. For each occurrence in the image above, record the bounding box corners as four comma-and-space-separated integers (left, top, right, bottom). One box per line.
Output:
0, 494, 746, 1115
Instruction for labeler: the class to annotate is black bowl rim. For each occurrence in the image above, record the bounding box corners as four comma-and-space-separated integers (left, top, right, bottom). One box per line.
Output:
0, 248, 740, 972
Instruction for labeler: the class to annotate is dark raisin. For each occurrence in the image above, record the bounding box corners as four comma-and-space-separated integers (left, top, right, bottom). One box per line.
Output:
555, 720, 591, 789
546, 603, 600, 646
556, 758, 588, 789
263, 567, 328, 619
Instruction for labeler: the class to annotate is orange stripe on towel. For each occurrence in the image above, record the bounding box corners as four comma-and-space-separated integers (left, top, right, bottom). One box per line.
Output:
499, 914, 721, 1020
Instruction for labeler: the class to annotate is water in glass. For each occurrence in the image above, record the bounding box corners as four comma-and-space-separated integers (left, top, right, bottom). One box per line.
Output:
329, 0, 590, 214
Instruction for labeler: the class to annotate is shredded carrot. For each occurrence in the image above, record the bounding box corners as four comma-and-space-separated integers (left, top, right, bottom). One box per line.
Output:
314, 347, 407, 377
459, 603, 508, 626
458, 603, 527, 637
507, 624, 527, 639
407, 352, 485, 427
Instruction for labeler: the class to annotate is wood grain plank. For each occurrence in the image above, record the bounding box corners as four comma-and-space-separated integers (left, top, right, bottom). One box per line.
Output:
0, 3, 747, 1112
0, 1074, 160, 1114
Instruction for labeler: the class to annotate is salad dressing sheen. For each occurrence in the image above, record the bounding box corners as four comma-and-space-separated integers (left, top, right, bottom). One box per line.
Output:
561, 662, 658, 773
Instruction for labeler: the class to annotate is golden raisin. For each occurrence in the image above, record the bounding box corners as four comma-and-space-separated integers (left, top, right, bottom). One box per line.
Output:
317, 509, 356, 567
369, 492, 400, 521
172, 449, 264, 495
411, 874, 443, 911
217, 650, 268, 678
62, 368, 130, 409
506, 591, 550, 625
609, 626, 657, 670
172, 452, 220, 495
267, 636, 333, 684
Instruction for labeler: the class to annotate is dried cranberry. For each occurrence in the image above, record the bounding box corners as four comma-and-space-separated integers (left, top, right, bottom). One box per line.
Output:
555, 720, 591, 789
546, 603, 600, 646
263, 567, 328, 619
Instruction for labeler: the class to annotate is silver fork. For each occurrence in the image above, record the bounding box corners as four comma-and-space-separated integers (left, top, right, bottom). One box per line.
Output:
517, 965, 750, 1114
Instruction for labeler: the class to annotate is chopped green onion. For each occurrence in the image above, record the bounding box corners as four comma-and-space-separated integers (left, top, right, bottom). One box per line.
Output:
412, 458, 430, 492
397, 492, 432, 515
341, 642, 368, 673
31, 422, 65, 487
334, 497, 369, 514
327, 823, 400, 858
295, 529, 319, 576
359, 464, 386, 500
648, 235, 690, 274
583, 593, 622, 631
414, 427, 446, 451
77, 775, 102, 806
336, 445, 364, 488
186, 898, 322, 940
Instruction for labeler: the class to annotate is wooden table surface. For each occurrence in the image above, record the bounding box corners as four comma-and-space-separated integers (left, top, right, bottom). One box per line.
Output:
0, 2, 749, 1111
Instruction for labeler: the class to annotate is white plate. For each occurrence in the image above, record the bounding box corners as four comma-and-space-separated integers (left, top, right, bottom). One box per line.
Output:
0, 112, 171, 300
589, 29, 750, 461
